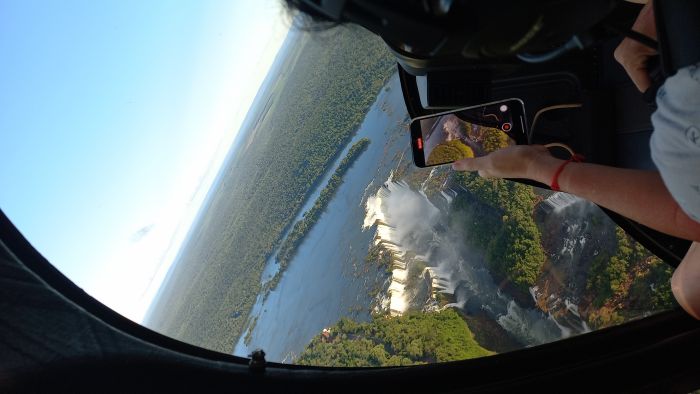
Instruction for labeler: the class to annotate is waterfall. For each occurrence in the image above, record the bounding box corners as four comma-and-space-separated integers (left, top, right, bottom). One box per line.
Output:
559, 222, 588, 259
495, 300, 564, 344
363, 179, 589, 347
363, 181, 441, 316
540, 192, 581, 214
529, 286, 591, 338
440, 190, 455, 204
420, 167, 438, 191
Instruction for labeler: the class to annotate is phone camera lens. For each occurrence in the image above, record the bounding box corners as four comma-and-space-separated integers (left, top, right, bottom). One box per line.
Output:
502, 123, 512, 131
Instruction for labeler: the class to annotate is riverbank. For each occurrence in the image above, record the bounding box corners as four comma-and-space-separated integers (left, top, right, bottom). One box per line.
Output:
264, 138, 372, 293
233, 72, 411, 361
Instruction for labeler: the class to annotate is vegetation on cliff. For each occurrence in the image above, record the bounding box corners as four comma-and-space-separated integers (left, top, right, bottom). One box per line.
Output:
586, 227, 674, 328
296, 309, 494, 367
452, 171, 545, 292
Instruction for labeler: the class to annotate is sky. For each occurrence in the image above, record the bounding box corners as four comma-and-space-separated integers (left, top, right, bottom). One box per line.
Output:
0, 0, 290, 323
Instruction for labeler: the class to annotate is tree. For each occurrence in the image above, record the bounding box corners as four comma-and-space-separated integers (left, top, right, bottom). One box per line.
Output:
481, 127, 511, 153
426, 140, 474, 165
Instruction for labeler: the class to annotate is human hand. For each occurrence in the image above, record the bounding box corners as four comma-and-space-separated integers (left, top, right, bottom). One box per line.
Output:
613, 1, 657, 92
451, 145, 556, 181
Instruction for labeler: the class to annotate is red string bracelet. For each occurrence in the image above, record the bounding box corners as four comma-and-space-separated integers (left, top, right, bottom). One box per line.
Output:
550, 153, 584, 191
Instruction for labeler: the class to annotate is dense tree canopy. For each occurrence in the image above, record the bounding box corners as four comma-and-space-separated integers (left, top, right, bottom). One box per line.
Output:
426, 140, 474, 165
297, 309, 494, 367
481, 127, 512, 153
586, 227, 674, 327
453, 171, 545, 291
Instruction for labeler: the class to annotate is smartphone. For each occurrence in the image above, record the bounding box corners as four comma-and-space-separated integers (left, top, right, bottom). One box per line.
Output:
411, 98, 527, 167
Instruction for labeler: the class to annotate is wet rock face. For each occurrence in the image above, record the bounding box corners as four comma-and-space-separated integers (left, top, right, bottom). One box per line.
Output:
534, 192, 617, 326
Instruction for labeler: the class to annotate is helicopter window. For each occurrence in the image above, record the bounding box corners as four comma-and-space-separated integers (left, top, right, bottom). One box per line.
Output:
0, 1, 675, 367
150, 27, 673, 366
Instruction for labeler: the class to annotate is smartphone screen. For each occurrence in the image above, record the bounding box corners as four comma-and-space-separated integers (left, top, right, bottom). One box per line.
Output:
411, 99, 527, 167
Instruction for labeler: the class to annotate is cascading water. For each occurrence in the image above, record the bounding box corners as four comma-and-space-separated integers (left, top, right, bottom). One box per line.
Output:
531, 191, 597, 337
540, 192, 581, 214
363, 181, 440, 315
363, 179, 591, 346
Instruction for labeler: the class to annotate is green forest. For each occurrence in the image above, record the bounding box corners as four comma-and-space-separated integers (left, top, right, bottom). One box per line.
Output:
147, 27, 395, 353
296, 309, 494, 367
481, 127, 512, 153
267, 138, 371, 291
585, 227, 674, 328
452, 171, 546, 292
426, 140, 474, 166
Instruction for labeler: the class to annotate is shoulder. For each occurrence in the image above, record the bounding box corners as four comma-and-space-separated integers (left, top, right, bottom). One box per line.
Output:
651, 63, 700, 157
650, 62, 700, 223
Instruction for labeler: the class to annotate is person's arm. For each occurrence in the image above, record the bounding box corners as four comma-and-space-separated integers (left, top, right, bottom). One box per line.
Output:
530, 156, 700, 242
453, 146, 700, 242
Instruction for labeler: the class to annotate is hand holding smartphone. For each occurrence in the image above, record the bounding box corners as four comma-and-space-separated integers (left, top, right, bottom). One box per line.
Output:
411, 99, 527, 167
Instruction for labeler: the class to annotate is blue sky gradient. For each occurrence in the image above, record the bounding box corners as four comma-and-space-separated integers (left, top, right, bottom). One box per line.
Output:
0, 0, 290, 322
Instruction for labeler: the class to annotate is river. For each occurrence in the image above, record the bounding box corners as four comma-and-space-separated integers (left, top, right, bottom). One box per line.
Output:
233, 73, 594, 363
234, 73, 410, 361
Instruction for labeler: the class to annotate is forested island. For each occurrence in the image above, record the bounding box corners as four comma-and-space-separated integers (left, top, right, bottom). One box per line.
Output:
267, 138, 371, 291
146, 27, 395, 353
